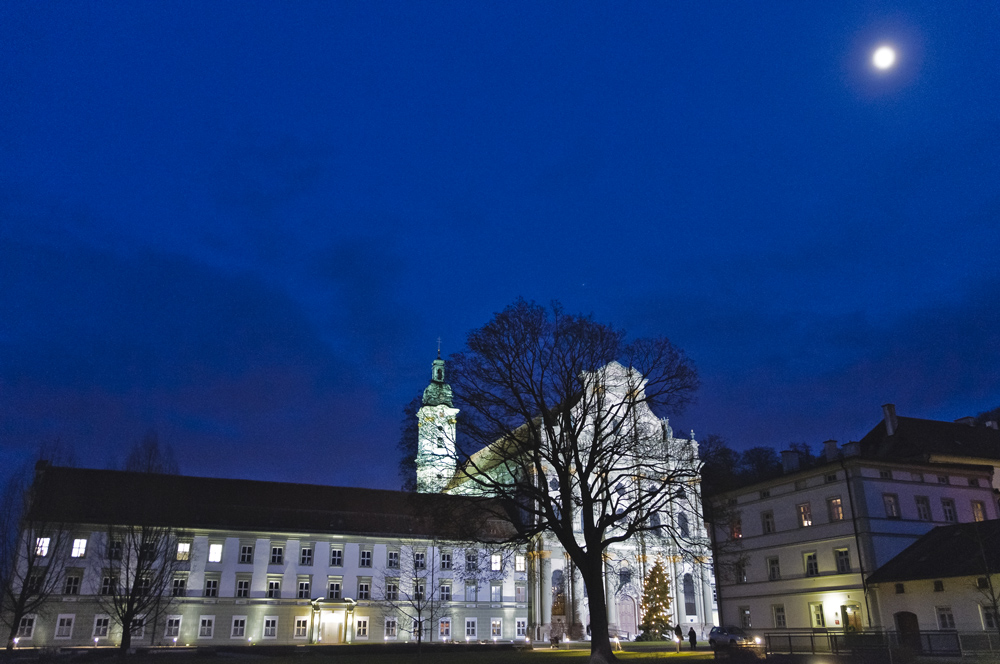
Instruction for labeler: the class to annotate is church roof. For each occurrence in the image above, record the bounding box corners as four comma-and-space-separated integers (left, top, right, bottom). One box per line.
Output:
867, 520, 1000, 583
28, 465, 513, 541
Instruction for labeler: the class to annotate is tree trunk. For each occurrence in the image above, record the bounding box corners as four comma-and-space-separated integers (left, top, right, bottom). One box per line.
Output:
6, 622, 18, 652
581, 562, 617, 664
119, 625, 132, 653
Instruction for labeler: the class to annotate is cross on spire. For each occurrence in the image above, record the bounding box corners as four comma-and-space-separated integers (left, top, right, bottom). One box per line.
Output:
437, 337, 442, 358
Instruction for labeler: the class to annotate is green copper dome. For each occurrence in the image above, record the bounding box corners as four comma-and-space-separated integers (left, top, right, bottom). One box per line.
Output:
422, 356, 453, 407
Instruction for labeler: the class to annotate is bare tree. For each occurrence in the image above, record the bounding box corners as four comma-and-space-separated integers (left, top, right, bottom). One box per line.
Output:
376, 540, 447, 650
0, 463, 72, 652
447, 299, 699, 664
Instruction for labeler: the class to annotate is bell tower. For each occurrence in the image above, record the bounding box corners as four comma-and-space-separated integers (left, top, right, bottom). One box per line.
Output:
416, 350, 459, 493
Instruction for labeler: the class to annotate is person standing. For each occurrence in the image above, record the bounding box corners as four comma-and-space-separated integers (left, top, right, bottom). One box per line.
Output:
688, 627, 697, 650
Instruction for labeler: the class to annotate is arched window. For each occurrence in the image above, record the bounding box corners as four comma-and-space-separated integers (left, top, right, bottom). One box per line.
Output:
683, 573, 696, 616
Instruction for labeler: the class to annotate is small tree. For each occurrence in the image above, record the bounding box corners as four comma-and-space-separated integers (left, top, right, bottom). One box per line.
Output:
376, 540, 446, 650
0, 464, 71, 652
636, 560, 672, 641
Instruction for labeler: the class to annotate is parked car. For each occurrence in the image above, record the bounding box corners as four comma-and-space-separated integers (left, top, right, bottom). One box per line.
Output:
708, 626, 761, 648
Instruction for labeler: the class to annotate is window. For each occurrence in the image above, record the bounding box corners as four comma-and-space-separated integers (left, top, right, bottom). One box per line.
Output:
384, 617, 398, 639
385, 581, 399, 601
415, 551, 426, 569
767, 557, 781, 581
239, 545, 253, 563
466, 618, 477, 638
172, 577, 187, 596
825, 473, 837, 483
414, 582, 425, 602
760, 489, 770, 499
491, 583, 502, 602
937, 475, 949, 484
972, 501, 986, 522
911, 472, 924, 482
175, 541, 191, 561
64, 575, 81, 595
983, 605, 998, 630
26, 575, 42, 594
761, 510, 775, 534
937, 606, 956, 630
266, 579, 280, 598
883, 494, 900, 518
915, 496, 932, 521
100, 576, 113, 595
199, 617, 214, 638
441, 551, 452, 570
895, 583, 905, 594
236, 579, 250, 598
739, 607, 751, 629
55, 615, 74, 639
879, 470, 891, 479
360, 550, 372, 567
516, 618, 527, 638
797, 503, 813, 527
109, 540, 123, 560
297, 580, 310, 599
94, 616, 110, 638
330, 548, 343, 566
328, 580, 341, 599
835, 548, 851, 573
827, 497, 844, 521
231, 617, 246, 638
358, 581, 370, 600
933, 580, 944, 592
734, 562, 747, 584
439, 619, 451, 639
773, 605, 786, 628
465, 550, 478, 572
137, 576, 151, 595
730, 519, 742, 539
491, 619, 502, 638
16, 616, 34, 638
300, 546, 313, 566
515, 583, 526, 602
165, 616, 181, 638
491, 553, 502, 571
440, 583, 452, 601
208, 543, 223, 563
356, 617, 369, 638
204, 579, 219, 597
387, 551, 400, 569
978, 577, 990, 590
294, 617, 308, 639
35, 537, 50, 557
263, 617, 278, 639
130, 617, 145, 638
515, 555, 526, 572
466, 581, 478, 600
809, 602, 825, 628
804, 552, 819, 577
269, 545, 284, 564
71, 538, 88, 558
942, 498, 957, 522
969, 477, 981, 487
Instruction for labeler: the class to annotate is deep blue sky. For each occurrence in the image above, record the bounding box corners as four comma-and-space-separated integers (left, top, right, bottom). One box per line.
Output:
2, 2, 998, 489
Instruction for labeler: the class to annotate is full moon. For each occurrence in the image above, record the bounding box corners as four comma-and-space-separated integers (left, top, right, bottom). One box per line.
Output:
873, 46, 896, 69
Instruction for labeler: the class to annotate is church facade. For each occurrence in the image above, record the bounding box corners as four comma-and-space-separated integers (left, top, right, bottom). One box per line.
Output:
414, 355, 718, 640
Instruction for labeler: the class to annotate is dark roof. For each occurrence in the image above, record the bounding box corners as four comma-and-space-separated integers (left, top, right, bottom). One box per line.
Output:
28, 465, 513, 541
859, 416, 1000, 462
867, 520, 1000, 584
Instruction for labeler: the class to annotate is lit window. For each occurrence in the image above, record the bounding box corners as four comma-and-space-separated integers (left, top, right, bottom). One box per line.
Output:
797, 503, 812, 527
71, 539, 88, 558
515, 555, 526, 572
972, 501, 986, 522
731, 519, 742, 539
176, 542, 191, 561
491, 554, 502, 571
208, 544, 223, 563
439, 619, 451, 639
491, 619, 502, 637
35, 538, 50, 557
827, 497, 843, 521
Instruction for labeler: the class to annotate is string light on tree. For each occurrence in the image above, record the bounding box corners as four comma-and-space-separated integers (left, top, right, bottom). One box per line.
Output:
637, 559, 673, 641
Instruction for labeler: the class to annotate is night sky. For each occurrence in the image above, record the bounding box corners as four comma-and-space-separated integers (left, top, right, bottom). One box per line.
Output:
2, 2, 998, 490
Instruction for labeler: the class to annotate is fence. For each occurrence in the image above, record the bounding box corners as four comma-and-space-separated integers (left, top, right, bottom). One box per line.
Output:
765, 629, 1000, 657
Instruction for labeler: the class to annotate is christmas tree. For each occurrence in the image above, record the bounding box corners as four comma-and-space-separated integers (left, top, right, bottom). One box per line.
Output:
637, 559, 672, 641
